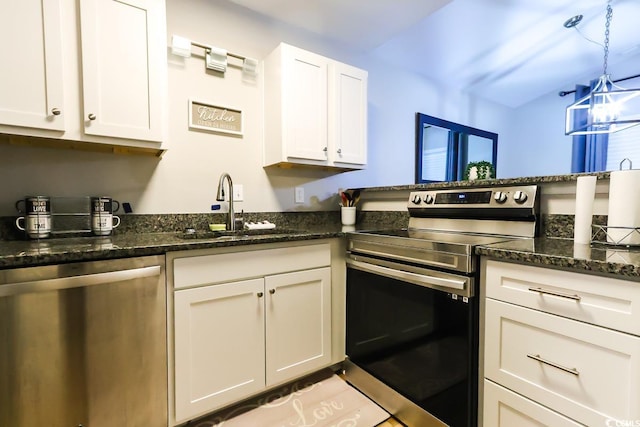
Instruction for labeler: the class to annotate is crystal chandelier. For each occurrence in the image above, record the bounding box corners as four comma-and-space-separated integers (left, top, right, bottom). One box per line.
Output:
565, 3, 640, 136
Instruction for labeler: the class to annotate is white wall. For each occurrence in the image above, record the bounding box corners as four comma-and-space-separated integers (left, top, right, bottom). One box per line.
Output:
0, 0, 513, 216
500, 51, 640, 179
499, 89, 573, 178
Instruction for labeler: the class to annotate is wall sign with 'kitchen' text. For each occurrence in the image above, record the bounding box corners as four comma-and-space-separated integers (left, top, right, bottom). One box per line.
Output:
189, 99, 243, 136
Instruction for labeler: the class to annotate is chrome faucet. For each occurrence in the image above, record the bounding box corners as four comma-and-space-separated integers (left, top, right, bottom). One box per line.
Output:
216, 172, 236, 231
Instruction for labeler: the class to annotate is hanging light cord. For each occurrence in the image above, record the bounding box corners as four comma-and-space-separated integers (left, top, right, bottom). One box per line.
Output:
602, 4, 612, 76
558, 2, 640, 97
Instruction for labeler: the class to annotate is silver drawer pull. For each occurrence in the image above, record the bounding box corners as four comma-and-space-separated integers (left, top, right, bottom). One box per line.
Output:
528, 287, 581, 301
527, 354, 580, 376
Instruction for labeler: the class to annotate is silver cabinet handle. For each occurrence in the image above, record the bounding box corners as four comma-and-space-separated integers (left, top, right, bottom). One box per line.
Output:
257, 292, 264, 298
528, 287, 581, 301
88, 113, 96, 120
337, 148, 342, 154
51, 108, 61, 116
0, 265, 161, 297
527, 354, 580, 376
269, 289, 275, 295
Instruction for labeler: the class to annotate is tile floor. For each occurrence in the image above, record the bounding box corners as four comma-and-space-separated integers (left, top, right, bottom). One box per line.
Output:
376, 418, 405, 427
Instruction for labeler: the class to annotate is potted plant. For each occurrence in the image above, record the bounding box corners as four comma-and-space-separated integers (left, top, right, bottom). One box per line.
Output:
464, 161, 495, 180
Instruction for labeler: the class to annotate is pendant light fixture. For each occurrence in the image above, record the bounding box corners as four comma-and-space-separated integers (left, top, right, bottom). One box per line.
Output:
565, 3, 640, 136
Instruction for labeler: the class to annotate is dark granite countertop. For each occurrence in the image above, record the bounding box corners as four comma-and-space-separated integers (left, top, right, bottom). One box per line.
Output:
477, 237, 640, 279
6, 217, 640, 281
354, 171, 609, 192
0, 225, 350, 269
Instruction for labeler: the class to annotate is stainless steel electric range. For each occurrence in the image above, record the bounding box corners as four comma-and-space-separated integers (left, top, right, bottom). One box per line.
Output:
344, 184, 540, 427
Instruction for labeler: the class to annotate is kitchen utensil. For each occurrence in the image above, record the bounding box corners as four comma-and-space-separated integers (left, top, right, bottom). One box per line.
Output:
340, 192, 349, 207
351, 190, 360, 206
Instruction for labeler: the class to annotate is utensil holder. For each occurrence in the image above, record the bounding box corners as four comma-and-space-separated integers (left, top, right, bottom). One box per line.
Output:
341, 207, 356, 226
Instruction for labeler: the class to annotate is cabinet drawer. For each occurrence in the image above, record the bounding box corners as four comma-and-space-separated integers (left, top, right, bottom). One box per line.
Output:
484, 259, 640, 335
484, 380, 584, 427
485, 299, 640, 426
173, 243, 330, 289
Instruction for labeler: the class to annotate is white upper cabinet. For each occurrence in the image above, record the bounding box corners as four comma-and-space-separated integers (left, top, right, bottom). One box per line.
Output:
0, 0, 65, 131
329, 61, 368, 166
264, 43, 368, 170
79, 0, 165, 142
0, 0, 167, 153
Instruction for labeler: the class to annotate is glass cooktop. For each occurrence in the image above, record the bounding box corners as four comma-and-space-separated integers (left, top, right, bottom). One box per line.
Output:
355, 228, 517, 247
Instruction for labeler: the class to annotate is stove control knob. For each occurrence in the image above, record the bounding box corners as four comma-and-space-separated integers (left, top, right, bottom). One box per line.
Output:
494, 191, 508, 204
513, 191, 528, 204
411, 194, 422, 205
424, 194, 434, 204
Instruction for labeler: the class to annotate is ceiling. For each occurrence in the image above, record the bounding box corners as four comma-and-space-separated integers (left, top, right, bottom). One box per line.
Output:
227, 0, 640, 108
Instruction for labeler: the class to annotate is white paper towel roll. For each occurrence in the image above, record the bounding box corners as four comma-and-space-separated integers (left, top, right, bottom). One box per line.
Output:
607, 169, 640, 244
574, 176, 597, 244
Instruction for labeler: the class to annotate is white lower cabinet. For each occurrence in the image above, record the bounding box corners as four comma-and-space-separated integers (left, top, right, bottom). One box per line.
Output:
265, 268, 332, 386
169, 243, 333, 425
482, 259, 640, 427
484, 380, 584, 427
174, 278, 266, 422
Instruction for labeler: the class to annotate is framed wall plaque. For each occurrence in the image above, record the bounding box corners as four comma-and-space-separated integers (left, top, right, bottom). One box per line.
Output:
189, 99, 243, 136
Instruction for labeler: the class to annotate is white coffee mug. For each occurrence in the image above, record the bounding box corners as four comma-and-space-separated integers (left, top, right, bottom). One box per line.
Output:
91, 214, 120, 236
16, 214, 52, 239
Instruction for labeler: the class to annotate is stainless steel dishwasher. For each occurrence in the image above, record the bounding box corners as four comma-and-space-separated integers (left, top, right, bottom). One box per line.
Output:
0, 255, 167, 427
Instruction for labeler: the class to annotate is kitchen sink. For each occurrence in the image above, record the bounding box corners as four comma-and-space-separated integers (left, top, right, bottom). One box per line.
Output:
177, 228, 300, 241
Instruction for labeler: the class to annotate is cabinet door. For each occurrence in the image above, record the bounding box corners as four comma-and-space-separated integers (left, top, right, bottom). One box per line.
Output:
265, 267, 332, 386
79, 0, 164, 142
174, 279, 265, 423
282, 45, 329, 162
330, 62, 367, 166
0, 0, 65, 131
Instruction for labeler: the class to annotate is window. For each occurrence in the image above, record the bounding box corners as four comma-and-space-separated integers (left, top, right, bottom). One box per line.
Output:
415, 113, 498, 183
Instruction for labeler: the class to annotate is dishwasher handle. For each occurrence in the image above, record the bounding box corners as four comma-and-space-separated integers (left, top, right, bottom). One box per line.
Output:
0, 265, 161, 297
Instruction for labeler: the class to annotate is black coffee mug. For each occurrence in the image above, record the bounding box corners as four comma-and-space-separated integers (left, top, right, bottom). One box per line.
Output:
15, 196, 51, 215
91, 197, 120, 215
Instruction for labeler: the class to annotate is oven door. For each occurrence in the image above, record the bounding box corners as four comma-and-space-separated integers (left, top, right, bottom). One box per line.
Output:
345, 256, 478, 427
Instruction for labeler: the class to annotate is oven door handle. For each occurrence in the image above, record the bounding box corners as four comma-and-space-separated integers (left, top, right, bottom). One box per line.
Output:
346, 258, 467, 292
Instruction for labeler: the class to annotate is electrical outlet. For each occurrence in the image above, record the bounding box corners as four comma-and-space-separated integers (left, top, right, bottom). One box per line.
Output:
234, 184, 244, 201
295, 186, 304, 204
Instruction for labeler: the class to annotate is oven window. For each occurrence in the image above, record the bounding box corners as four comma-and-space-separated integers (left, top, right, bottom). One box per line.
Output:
346, 267, 478, 427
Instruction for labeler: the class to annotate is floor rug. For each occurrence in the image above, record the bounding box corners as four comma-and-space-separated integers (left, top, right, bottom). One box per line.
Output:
191, 371, 390, 427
